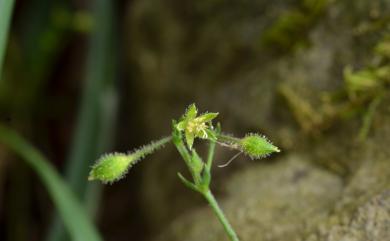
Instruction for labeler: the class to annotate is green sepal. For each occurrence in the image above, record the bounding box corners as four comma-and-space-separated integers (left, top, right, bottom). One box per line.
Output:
186, 103, 198, 119
176, 120, 186, 131
197, 112, 219, 122
185, 130, 195, 150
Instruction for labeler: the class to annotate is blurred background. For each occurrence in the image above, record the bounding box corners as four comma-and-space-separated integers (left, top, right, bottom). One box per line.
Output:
0, 0, 389, 241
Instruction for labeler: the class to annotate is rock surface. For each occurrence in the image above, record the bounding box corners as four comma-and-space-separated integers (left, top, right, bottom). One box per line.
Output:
156, 157, 343, 241
306, 190, 390, 241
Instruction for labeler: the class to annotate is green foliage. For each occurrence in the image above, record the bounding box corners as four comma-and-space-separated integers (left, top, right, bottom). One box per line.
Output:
0, 0, 15, 79
47, 1, 118, 240
344, 66, 389, 99
0, 124, 102, 241
261, 0, 330, 53
375, 36, 390, 58
343, 35, 390, 140
90, 103, 280, 241
280, 34, 389, 141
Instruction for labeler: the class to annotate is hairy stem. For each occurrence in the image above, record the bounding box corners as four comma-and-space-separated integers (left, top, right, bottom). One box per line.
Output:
217, 134, 240, 144
172, 131, 199, 182
203, 190, 239, 241
206, 138, 216, 172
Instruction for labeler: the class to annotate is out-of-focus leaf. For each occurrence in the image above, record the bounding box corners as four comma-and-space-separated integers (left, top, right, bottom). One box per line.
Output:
0, 124, 103, 241
47, 0, 118, 240
0, 0, 15, 79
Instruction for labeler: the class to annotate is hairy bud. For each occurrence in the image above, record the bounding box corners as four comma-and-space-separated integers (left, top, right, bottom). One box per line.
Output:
239, 134, 280, 159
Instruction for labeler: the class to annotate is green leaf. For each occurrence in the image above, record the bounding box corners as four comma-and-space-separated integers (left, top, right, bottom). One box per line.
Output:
0, 0, 15, 79
177, 172, 198, 192
197, 112, 219, 122
0, 124, 102, 241
48, 0, 118, 239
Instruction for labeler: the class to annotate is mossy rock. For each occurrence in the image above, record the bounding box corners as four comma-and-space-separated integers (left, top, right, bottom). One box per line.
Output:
306, 190, 390, 241
125, 0, 390, 235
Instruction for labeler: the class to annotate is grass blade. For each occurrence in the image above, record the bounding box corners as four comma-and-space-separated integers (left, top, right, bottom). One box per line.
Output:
47, 0, 118, 240
0, 124, 103, 241
0, 0, 15, 79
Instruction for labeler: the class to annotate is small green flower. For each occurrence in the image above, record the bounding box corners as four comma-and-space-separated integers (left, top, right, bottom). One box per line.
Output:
176, 104, 218, 149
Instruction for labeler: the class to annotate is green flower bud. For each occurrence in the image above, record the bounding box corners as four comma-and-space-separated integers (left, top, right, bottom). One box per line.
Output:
239, 134, 280, 159
89, 136, 171, 183
88, 153, 137, 183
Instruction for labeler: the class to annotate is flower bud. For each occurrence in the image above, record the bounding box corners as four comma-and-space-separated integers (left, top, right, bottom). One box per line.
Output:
239, 134, 280, 159
89, 136, 171, 183
88, 153, 137, 183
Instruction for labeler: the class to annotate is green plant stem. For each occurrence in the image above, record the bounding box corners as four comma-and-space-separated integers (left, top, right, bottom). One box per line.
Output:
206, 139, 216, 171
0, 0, 15, 79
217, 134, 240, 144
172, 130, 197, 179
203, 190, 239, 241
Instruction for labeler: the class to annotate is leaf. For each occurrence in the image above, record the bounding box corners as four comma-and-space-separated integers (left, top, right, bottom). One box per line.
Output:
0, 124, 102, 241
177, 172, 198, 192
197, 112, 219, 122
48, 0, 118, 238
0, 0, 15, 78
